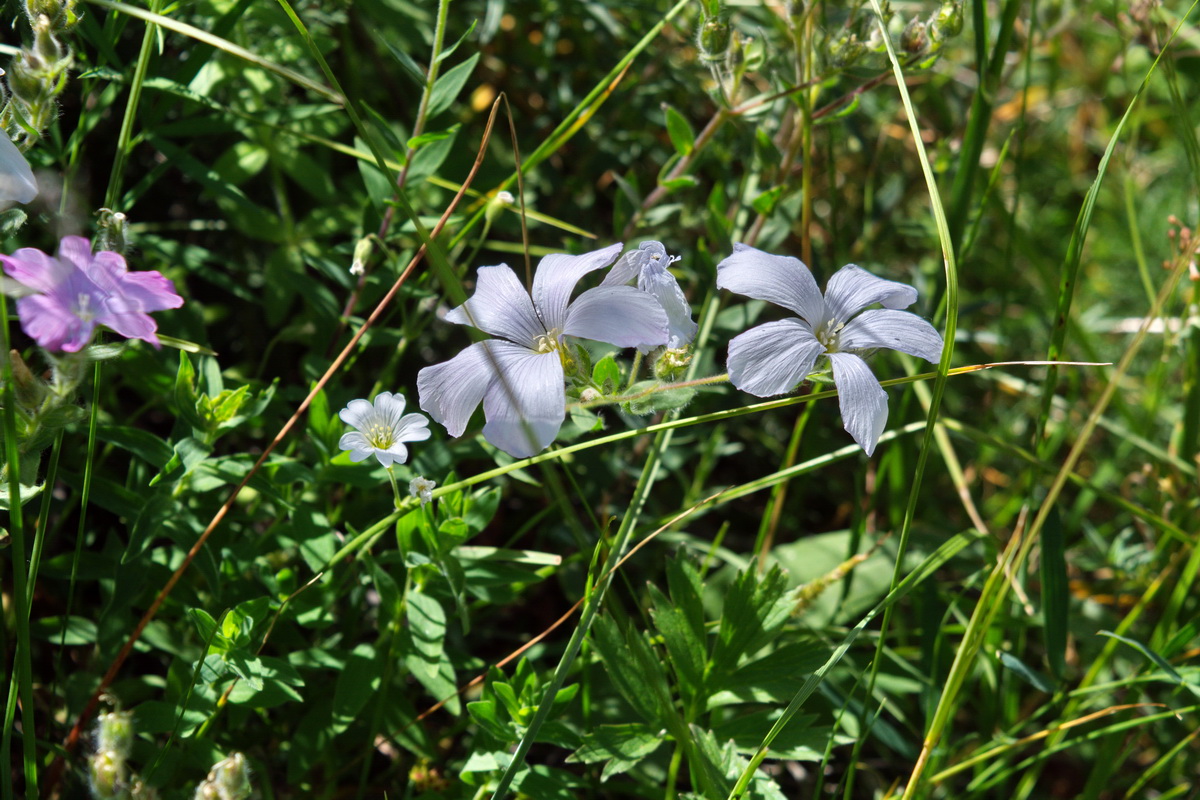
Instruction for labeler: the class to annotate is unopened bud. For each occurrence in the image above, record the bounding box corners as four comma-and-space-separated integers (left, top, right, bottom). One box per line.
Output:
194, 752, 251, 800
8, 349, 47, 409
89, 750, 126, 800
350, 237, 371, 276
697, 15, 732, 63
929, 0, 963, 41
653, 347, 692, 381
901, 17, 929, 54
95, 209, 129, 255
96, 709, 135, 760
829, 33, 866, 68
33, 15, 66, 65
485, 190, 514, 223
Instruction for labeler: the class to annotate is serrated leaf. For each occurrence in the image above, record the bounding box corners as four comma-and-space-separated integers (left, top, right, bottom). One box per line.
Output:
568, 723, 663, 781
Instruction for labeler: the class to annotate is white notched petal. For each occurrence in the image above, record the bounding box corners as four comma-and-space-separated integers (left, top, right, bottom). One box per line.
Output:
339, 432, 375, 461
823, 265, 918, 325
446, 265, 544, 347
563, 285, 669, 350
0, 135, 37, 207
531, 243, 623, 331
715, 243, 825, 326
395, 413, 432, 442
839, 309, 944, 362
828, 352, 889, 456
726, 318, 824, 397
417, 340, 496, 437
480, 342, 565, 458
375, 443, 408, 467
339, 398, 376, 430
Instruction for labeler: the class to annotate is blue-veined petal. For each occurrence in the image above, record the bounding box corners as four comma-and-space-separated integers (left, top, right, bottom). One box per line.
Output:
481, 342, 565, 458
0, 134, 37, 207
446, 265, 544, 348
641, 263, 697, 349
823, 265, 918, 324
828, 351, 889, 456
417, 340, 497, 437
563, 285, 669, 349
531, 243, 623, 331
726, 318, 823, 397
716, 243, 825, 326
839, 309, 944, 362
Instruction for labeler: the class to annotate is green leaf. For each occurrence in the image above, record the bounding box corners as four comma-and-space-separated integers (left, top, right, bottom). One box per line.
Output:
664, 105, 695, 155
434, 19, 478, 64
332, 643, 380, 733
29, 616, 97, 645
1098, 631, 1186, 685
1040, 505, 1069, 678
998, 650, 1055, 694
97, 426, 173, 469
468, 699, 515, 741
427, 52, 480, 118
649, 583, 706, 701
710, 565, 791, 677
625, 380, 696, 415
592, 355, 621, 394
568, 723, 663, 781
590, 616, 671, 726
382, 38, 426, 86
751, 185, 785, 216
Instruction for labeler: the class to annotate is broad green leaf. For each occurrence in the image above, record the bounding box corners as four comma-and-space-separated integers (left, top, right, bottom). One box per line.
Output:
568, 723, 664, 781
664, 104, 696, 155
649, 583, 706, 701
592, 355, 621, 394
332, 643, 380, 733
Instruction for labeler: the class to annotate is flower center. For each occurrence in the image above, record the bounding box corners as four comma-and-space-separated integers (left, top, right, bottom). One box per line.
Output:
816, 318, 844, 353
364, 419, 396, 449
534, 328, 563, 354
75, 292, 96, 322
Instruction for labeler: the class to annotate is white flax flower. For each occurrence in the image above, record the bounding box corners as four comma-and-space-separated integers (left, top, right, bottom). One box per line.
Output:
338, 391, 431, 467
417, 243, 669, 458
716, 243, 944, 455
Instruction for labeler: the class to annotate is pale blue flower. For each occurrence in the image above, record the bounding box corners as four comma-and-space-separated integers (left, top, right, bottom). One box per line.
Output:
418, 243, 669, 458
716, 243, 944, 455
0, 134, 37, 208
338, 391, 431, 467
601, 241, 698, 350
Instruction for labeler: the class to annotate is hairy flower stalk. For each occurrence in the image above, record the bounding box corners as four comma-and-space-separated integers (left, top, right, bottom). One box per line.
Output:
717, 243, 944, 455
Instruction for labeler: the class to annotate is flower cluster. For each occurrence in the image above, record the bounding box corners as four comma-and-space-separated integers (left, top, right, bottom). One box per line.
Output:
1, 236, 183, 353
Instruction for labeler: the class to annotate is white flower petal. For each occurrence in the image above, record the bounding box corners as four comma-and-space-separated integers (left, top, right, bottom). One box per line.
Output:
339, 398, 376, 429
377, 443, 408, 466
823, 265, 918, 324
372, 391, 404, 415
563, 286, 668, 349
417, 340, 496, 437
726, 318, 824, 397
828, 352, 889, 456
446, 265, 544, 347
0, 135, 37, 207
531, 243, 623, 331
839, 309, 944, 362
715, 243, 825, 326
395, 412, 432, 442
480, 343, 565, 458
339, 431, 371, 452
641, 265, 698, 349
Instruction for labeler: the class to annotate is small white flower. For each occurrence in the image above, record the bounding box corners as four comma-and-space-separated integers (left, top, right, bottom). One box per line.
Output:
409, 476, 436, 505
0, 134, 38, 209
349, 258, 365, 276
602, 241, 698, 351
338, 391, 431, 467
716, 243, 944, 455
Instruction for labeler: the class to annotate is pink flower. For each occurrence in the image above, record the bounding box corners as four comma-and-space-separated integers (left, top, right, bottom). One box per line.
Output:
1, 236, 183, 352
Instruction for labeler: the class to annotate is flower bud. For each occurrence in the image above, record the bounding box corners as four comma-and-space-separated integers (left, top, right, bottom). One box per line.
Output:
194, 752, 251, 800
94, 209, 129, 255
7, 349, 47, 409
485, 190, 513, 223
33, 15, 67, 66
579, 387, 601, 402
96, 710, 135, 760
929, 0, 964, 42
350, 236, 372, 276
6, 57, 45, 106
828, 33, 866, 68
88, 750, 127, 800
901, 16, 929, 54
653, 347, 692, 381
697, 15, 732, 63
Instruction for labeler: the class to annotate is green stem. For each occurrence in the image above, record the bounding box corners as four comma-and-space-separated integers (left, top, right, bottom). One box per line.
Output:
104, 0, 161, 210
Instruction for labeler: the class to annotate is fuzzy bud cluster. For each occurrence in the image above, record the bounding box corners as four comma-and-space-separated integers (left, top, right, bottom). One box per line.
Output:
193, 753, 252, 800
89, 711, 157, 800
2, 1, 78, 144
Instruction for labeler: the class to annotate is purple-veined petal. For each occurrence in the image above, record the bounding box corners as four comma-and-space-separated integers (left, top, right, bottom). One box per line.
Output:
828, 351, 889, 456
640, 264, 698, 349
563, 285, 669, 349
531, 243, 623, 331
446, 265, 544, 347
57, 236, 95, 274
715, 243, 825, 326
339, 431, 375, 461
339, 398, 376, 429
480, 342, 565, 458
1, 247, 71, 293
839, 309, 944, 362
16, 294, 92, 352
395, 413, 432, 443
417, 340, 496, 437
726, 318, 824, 397
823, 265, 918, 324
0, 135, 37, 207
